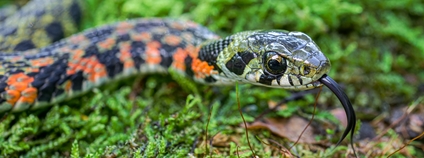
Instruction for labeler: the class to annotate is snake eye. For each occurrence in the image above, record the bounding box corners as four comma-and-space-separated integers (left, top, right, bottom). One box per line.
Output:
263, 51, 287, 75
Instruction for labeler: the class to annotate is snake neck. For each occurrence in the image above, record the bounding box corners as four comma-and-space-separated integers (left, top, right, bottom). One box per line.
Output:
190, 36, 233, 84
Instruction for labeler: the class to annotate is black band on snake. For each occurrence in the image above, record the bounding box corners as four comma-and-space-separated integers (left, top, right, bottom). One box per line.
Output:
0, 0, 357, 156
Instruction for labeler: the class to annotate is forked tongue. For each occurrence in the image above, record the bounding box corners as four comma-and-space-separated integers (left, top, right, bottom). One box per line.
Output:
319, 74, 357, 157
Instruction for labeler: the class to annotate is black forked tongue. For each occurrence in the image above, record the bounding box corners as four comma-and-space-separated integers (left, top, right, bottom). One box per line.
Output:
319, 74, 357, 157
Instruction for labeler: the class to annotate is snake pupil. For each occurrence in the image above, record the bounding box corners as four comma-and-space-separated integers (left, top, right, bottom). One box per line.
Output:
264, 51, 287, 75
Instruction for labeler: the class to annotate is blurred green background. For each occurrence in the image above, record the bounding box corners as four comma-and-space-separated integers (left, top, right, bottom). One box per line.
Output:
0, 0, 423, 157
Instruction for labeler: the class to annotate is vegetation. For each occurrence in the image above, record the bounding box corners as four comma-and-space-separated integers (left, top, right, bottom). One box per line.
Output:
1, 0, 423, 157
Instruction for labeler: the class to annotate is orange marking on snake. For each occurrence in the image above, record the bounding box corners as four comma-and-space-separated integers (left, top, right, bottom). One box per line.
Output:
84, 58, 99, 74
78, 57, 90, 67
191, 58, 217, 79
66, 56, 108, 83
31, 68, 40, 73
17, 75, 34, 83
66, 69, 75, 75
9, 56, 24, 63
85, 60, 94, 69
185, 45, 200, 58
89, 64, 107, 83
93, 62, 105, 70
70, 34, 87, 44
172, 48, 188, 71
67, 56, 94, 75
119, 42, 135, 68
123, 61, 135, 68
6, 73, 34, 88
163, 35, 182, 46
67, 56, 108, 83
133, 32, 152, 41
98, 38, 116, 49
4, 73, 36, 105
7, 82, 28, 91
120, 42, 131, 52
82, 67, 93, 75
23, 67, 38, 73
30, 57, 54, 67
67, 62, 78, 75
59, 46, 71, 52
75, 65, 84, 72
181, 33, 194, 43
72, 49, 85, 59
6, 73, 26, 84
19, 87, 38, 104
170, 22, 185, 30
88, 73, 97, 83
116, 22, 134, 34
186, 21, 200, 28
6, 90, 20, 105
88, 61, 107, 83
68, 62, 77, 68
64, 81, 72, 92
171, 45, 203, 75
145, 41, 162, 64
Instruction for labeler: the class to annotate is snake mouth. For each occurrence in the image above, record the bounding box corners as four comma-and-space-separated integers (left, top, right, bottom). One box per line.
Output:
318, 74, 357, 156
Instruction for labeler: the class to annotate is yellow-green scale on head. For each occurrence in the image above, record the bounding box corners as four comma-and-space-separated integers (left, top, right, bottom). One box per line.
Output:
217, 31, 255, 82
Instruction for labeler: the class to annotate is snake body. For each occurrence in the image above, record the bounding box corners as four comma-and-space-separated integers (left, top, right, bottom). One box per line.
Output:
0, 0, 357, 155
0, 0, 330, 113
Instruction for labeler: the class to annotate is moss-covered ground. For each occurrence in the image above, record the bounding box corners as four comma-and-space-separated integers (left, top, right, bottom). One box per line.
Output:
1, 0, 423, 157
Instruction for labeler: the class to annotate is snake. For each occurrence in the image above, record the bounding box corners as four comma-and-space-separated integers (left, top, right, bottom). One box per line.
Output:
0, 0, 357, 156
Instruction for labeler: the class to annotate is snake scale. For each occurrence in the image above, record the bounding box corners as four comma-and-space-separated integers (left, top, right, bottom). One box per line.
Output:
0, 0, 357, 155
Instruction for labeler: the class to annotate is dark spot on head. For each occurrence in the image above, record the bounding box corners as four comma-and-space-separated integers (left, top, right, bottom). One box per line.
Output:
14, 40, 35, 51
226, 55, 245, 75
240, 51, 256, 65
225, 51, 256, 75
258, 74, 274, 85
69, 1, 82, 25
45, 22, 64, 42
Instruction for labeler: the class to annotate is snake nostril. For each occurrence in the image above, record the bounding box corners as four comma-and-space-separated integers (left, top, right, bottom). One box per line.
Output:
321, 59, 331, 67
315, 61, 331, 78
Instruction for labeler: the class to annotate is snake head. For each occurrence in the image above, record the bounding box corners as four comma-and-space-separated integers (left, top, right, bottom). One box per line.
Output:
217, 30, 331, 90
